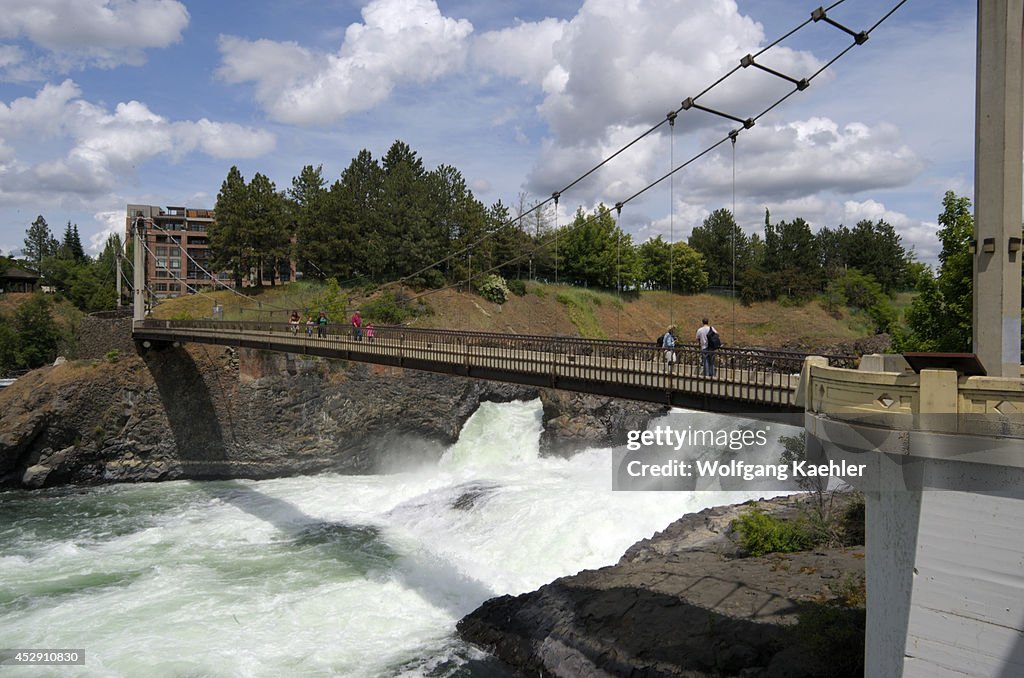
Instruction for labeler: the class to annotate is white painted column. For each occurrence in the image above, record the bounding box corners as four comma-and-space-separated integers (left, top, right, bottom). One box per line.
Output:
974, 0, 1023, 378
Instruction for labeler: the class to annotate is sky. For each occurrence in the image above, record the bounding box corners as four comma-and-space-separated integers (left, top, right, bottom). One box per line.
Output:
0, 0, 977, 266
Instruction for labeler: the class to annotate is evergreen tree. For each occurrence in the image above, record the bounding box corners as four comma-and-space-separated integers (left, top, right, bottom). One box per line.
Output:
687, 208, 750, 287
13, 294, 61, 368
247, 173, 289, 286
60, 221, 86, 261
329, 149, 384, 280
210, 166, 250, 288
23, 215, 58, 272
844, 219, 909, 294
288, 164, 329, 279
816, 224, 851, 280
379, 140, 436, 279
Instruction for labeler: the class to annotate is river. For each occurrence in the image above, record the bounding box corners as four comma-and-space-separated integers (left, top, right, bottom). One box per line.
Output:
0, 399, 798, 676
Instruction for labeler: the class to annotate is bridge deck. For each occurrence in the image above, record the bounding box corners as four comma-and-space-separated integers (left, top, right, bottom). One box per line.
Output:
134, 320, 855, 414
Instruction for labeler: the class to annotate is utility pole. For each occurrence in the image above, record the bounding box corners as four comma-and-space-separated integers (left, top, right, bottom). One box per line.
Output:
974, 0, 1023, 377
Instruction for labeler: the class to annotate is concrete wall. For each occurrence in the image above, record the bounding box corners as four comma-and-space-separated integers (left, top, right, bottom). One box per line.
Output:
803, 360, 1024, 676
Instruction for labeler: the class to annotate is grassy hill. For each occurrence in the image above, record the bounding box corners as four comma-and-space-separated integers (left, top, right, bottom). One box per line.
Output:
150, 280, 887, 351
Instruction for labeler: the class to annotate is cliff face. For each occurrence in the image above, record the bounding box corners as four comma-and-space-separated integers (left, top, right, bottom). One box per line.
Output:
0, 339, 665, 489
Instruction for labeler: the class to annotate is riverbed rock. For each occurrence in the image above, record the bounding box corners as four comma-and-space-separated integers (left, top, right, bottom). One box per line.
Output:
0, 330, 668, 488
458, 493, 866, 677
539, 389, 666, 456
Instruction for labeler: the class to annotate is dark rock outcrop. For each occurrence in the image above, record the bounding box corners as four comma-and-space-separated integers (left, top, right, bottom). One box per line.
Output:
539, 389, 667, 456
0, 337, 667, 488
458, 494, 866, 677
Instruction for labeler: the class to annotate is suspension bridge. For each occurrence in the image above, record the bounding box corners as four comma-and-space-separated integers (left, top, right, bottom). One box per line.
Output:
133, 318, 856, 413
122, 3, 1024, 676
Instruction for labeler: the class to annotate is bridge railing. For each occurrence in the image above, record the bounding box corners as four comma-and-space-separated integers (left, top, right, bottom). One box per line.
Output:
137, 318, 856, 376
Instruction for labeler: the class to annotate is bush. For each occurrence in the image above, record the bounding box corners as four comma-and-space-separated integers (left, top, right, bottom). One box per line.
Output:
360, 291, 408, 324
732, 507, 818, 556
478, 274, 512, 305
360, 290, 432, 324
507, 278, 527, 296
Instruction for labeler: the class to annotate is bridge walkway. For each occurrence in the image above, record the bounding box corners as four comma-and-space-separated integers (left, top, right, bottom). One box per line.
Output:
134, 320, 856, 414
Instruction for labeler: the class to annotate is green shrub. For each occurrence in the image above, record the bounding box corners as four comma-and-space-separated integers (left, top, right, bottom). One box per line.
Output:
507, 278, 527, 296
360, 291, 432, 324
104, 349, 120, 363
360, 292, 408, 324
477, 274, 512, 304
732, 507, 818, 556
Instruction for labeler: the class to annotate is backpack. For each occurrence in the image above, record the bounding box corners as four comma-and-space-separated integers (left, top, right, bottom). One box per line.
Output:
707, 328, 721, 350
656, 334, 664, 348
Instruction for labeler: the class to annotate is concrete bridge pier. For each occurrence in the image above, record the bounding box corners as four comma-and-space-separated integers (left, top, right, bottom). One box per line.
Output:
802, 356, 1024, 676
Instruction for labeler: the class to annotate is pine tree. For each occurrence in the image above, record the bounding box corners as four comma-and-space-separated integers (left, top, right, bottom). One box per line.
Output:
247, 173, 289, 286
211, 166, 250, 288
687, 208, 750, 287
60, 221, 86, 261
23, 215, 58, 272
289, 164, 329, 279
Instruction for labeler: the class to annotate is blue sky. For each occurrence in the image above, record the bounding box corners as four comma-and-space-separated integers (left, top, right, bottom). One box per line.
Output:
0, 0, 976, 266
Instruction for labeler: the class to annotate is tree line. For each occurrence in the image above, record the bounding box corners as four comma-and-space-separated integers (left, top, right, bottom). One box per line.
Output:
210, 139, 925, 311
1, 217, 123, 375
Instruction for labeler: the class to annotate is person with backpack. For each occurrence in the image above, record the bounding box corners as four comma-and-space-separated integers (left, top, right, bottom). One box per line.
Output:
661, 325, 677, 370
696, 318, 719, 376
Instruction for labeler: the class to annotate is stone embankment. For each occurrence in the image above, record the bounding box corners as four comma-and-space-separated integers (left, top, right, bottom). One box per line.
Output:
458, 493, 866, 677
0, 317, 664, 488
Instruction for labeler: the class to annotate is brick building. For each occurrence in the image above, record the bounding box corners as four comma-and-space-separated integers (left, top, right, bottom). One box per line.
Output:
126, 204, 295, 300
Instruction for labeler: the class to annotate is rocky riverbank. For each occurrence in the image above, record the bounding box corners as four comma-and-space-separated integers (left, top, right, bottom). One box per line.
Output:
458, 492, 866, 677
0, 335, 664, 488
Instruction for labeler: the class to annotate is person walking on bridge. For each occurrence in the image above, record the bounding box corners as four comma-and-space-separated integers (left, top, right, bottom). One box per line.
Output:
351, 310, 363, 341
696, 318, 718, 377
317, 311, 328, 338
662, 325, 677, 371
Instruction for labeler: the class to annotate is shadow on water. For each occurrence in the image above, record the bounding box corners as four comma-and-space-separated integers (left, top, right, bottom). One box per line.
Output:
139, 343, 510, 670
193, 479, 496, 619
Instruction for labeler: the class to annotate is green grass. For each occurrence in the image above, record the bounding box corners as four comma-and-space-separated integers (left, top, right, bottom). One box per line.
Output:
555, 288, 607, 338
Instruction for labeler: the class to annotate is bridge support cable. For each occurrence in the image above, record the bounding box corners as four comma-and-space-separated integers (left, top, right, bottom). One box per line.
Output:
811, 6, 869, 45
665, 111, 678, 326
731, 133, 738, 344
145, 219, 295, 316
378, 0, 907, 311
552, 192, 560, 285
366, 0, 895, 305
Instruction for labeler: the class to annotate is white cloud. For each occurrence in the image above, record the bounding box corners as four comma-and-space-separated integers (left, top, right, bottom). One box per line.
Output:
0, 0, 189, 71
515, 0, 831, 206
88, 209, 127, 253
689, 116, 925, 200
0, 80, 276, 206
217, 0, 473, 126
473, 17, 567, 87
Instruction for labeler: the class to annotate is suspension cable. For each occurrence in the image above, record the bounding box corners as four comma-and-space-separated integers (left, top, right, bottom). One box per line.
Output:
399, 0, 907, 310
379, 0, 900, 297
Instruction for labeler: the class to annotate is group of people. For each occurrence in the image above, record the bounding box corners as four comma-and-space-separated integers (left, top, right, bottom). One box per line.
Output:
288, 309, 374, 341
662, 318, 719, 376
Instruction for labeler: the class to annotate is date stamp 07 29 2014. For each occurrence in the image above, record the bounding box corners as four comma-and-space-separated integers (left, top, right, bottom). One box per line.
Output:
0, 649, 86, 665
